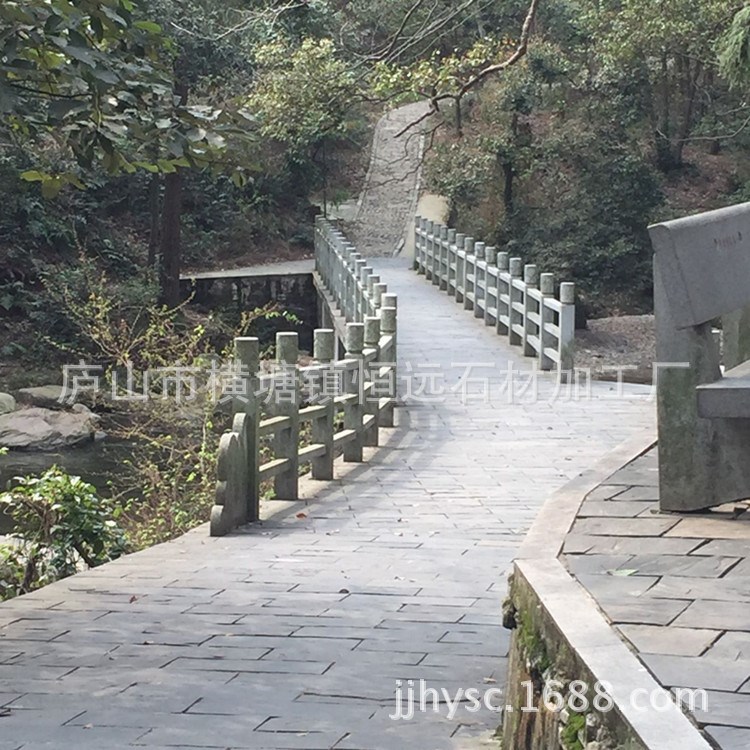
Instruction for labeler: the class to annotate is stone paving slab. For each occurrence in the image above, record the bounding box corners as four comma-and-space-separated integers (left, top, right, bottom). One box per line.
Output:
562, 445, 750, 749
0, 260, 653, 748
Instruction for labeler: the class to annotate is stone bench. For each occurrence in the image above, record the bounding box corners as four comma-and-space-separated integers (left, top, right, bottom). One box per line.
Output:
650, 201, 750, 511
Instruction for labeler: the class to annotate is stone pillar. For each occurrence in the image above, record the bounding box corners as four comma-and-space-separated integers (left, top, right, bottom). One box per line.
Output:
273, 332, 300, 500
523, 264, 539, 357
509, 257, 523, 346
344, 323, 364, 462
363, 316, 381, 447
485, 246, 498, 327
312, 329, 335, 481
539, 273, 556, 372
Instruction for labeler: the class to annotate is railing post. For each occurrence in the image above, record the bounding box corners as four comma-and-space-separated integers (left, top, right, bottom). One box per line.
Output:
312, 329, 335, 480
447, 228, 457, 297
523, 264, 539, 357
374, 282, 388, 310
235, 337, 261, 521
474, 241, 486, 319
355, 259, 367, 322
433, 223, 443, 284
363, 316, 381, 447
485, 246, 497, 327
380, 293, 398, 428
415, 216, 425, 274
348, 252, 361, 320
367, 274, 380, 317
273, 332, 300, 500
425, 220, 435, 282
463, 237, 475, 312
360, 264, 373, 321
436, 225, 446, 290
559, 282, 576, 378
455, 233, 466, 304
496, 252, 510, 336
539, 273, 556, 372
344, 322, 364, 462
509, 257, 523, 346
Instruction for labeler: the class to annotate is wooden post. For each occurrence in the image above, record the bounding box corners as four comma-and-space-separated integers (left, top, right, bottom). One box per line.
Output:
509, 257, 523, 346
539, 273, 556, 371
344, 322, 364, 462
363, 316, 381, 447
523, 264, 539, 357
312, 329, 335, 480
273, 332, 300, 500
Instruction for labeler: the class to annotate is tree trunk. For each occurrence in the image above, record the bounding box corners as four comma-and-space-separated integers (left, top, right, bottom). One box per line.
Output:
147, 173, 161, 268
454, 95, 463, 137
673, 59, 702, 167
158, 77, 189, 306
159, 170, 183, 308
503, 161, 514, 212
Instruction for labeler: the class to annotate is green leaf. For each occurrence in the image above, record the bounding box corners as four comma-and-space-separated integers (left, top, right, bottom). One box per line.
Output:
134, 21, 162, 34
20, 170, 45, 182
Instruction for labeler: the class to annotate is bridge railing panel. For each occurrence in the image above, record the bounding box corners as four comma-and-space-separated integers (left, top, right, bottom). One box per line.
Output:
210, 218, 398, 536
414, 216, 575, 372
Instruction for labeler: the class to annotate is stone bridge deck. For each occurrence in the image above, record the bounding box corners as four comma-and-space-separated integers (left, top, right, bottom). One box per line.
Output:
0, 259, 654, 750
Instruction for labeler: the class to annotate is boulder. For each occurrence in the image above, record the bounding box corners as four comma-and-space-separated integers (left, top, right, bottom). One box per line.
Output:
0, 393, 16, 415
15, 384, 99, 410
0, 407, 100, 451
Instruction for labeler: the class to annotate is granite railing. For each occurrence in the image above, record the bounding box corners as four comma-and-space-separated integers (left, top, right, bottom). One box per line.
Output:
414, 217, 575, 372
210, 218, 398, 536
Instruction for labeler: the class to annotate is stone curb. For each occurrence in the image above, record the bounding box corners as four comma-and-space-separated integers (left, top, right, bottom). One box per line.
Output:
511, 425, 713, 750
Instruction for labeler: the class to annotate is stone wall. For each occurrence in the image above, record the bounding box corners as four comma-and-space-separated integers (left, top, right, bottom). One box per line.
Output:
181, 273, 319, 353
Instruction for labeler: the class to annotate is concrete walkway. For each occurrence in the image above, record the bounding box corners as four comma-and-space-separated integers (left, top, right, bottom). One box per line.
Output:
0, 260, 654, 750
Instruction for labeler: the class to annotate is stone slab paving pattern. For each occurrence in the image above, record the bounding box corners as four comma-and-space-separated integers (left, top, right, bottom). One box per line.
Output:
0, 260, 654, 749
563, 446, 750, 750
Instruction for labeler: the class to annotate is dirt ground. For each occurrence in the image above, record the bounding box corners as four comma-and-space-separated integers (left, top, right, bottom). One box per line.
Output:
575, 314, 656, 384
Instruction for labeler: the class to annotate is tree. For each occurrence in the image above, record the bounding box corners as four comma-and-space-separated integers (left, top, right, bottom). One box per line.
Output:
1, 0, 256, 305
719, 6, 750, 89
585, 0, 737, 170
370, 0, 542, 136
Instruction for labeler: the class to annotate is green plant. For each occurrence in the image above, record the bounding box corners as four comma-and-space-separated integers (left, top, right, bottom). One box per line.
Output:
0, 467, 129, 600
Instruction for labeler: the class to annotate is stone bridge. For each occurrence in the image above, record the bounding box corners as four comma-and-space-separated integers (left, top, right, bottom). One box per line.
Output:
0, 218, 657, 749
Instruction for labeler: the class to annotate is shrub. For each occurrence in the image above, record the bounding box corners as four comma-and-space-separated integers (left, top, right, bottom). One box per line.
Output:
0, 467, 129, 600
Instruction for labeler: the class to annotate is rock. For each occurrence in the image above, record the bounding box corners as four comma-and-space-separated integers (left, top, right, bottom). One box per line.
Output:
0, 393, 16, 415
0, 407, 99, 451
15, 384, 98, 410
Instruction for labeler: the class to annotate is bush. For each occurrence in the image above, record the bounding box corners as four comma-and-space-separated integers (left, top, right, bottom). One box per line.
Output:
0, 467, 129, 600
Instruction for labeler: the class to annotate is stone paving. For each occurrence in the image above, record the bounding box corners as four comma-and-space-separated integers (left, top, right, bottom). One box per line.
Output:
348, 103, 429, 258
0, 260, 654, 749
563, 447, 750, 750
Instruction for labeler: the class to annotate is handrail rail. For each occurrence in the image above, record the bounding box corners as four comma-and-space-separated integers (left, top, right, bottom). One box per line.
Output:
210, 218, 398, 536
414, 216, 575, 373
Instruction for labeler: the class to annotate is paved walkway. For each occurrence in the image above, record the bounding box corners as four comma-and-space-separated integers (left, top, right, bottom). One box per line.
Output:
348, 103, 429, 258
563, 447, 750, 750
0, 259, 654, 749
